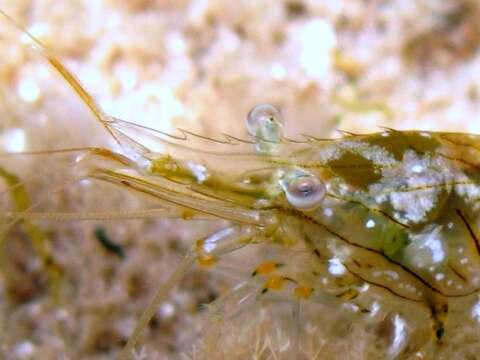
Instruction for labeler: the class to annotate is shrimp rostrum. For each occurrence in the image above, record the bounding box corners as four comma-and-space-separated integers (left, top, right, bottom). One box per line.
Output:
1, 10, 480, 360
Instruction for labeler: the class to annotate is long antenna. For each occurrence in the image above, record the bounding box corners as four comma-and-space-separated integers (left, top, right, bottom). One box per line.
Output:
0, 9, 122, 146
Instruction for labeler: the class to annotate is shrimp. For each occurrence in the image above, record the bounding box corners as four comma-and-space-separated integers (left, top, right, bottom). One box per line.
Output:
1, 7, 480, 360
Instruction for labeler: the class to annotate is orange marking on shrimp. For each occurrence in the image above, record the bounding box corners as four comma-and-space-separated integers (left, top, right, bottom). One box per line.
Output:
252, 261, 280, 276
265, 275, 284, 291
194, 239, 217, 266
197, 256, 217, 267
294, 285, 313, 299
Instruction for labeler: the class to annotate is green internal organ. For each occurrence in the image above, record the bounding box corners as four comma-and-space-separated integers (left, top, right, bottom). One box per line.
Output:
310, 131, 479, 295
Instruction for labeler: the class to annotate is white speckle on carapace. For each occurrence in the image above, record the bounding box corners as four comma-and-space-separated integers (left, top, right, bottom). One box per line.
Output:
339, 183, 349, 193
365, 219, 376, 228
410, 164, 424, 173
435, 273, 445, 281
343, 303, 359, 312
373, 151, 450, 224
372, 270, 399, 281
472, 299, 480, 323
328, 258, 346, 276
323, 208, 334, 217
186, 161, 209, 183
389, 315, 407, 357
424, 237, 445, 263
359, 283, 370, 292
388, 188, 437, 223
338, 140, 396, 167
375, 194, 387, 204
406, 226, 446, 268
370, 301, 381, 317
460, 258, 468, 265
405, 284, 416, 293
455, 181, 480, 210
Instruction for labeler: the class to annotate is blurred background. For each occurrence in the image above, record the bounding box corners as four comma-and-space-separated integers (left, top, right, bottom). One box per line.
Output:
1, 0, 480, 359
3, 0, 480, 141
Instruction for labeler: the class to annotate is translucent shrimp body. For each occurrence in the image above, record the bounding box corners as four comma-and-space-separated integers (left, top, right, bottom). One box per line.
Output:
104, 103, 480, 358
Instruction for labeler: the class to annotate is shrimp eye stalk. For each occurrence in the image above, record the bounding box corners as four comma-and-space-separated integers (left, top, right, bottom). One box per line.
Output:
246, 103, 284, 154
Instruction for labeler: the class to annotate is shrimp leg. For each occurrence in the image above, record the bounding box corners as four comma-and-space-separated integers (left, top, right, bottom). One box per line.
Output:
120, 225, 259, 360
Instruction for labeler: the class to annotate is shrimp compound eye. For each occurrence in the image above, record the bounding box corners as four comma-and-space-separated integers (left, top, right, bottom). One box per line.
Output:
283, 173, 326, 210
246, 104, 283, 153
